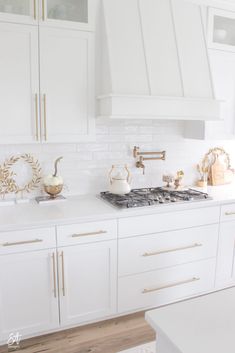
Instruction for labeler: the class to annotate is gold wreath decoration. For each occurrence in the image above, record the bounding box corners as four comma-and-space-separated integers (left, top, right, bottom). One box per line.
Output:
0, 154, 42, 196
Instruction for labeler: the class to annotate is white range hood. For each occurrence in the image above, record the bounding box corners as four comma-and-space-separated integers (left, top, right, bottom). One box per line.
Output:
97, 0, 221, 121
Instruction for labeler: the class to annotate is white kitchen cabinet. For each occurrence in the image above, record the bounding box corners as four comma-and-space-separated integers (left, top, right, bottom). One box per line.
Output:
39, 0, 95, 31
0, 0, 37, 25
58, 240, 117, 326
118, 258, 216, 313
185, 48, 235, 139
0, 250, 59, 343
184, 5, 235, 140
0, 2, 95, 144
118, 206, 220, 238
0, 22, 39, 144
39, 27, 95, 142
216, 220, 235, 287
208, 7, 235, 52
119, 224, 219, 277
0, 0, 96, 29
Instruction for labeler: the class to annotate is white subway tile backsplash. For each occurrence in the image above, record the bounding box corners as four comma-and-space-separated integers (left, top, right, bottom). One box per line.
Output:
1, 120, 235, 197
124, 134, 153, 142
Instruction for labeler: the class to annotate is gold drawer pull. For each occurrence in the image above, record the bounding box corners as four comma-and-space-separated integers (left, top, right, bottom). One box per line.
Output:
142, 277, 200, 294
33, 0, 37, 20
35, 93, 39, 141
225, 212, 235, 216
43, 94, 47, 141
72, 230, 107, 238
142, 243, 202, 257
52, 253, 57, 298
2, 239, 43, 247
42, 0, 45, 21
60, 251, 66, 297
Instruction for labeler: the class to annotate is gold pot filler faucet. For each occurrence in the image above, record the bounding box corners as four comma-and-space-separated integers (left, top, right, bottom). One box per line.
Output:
133, 146, 166, 175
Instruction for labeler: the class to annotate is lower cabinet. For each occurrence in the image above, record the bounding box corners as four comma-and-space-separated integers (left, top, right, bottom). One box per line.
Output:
118, 258, 216, 313
58, 240, 117, 326
0, 236, 117, 344
0, 250, 59, 343
216, 221, 235, 287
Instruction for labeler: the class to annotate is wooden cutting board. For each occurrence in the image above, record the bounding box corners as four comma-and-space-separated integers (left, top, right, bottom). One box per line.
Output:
211, 155, 234, 185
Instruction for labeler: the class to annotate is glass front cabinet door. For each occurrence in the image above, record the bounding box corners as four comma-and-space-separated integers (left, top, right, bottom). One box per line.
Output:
0, 0, 38, 24
208, 8, 235, 52
41, 0, 93, 30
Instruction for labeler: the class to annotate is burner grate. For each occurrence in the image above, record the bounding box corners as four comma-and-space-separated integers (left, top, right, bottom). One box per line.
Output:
100, 187, 211, 209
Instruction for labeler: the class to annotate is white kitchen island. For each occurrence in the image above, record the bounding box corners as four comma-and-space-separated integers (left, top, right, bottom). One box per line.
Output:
146, 287, 235, 353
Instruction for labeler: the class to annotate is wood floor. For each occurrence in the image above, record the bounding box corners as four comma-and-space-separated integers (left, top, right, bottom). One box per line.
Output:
0, 312, 155, 353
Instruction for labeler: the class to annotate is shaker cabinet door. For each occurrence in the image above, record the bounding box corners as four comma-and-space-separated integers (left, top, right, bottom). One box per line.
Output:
39, 27, 95, 143
58, 241, 117, 326
216, 221, 235, 287
0, 23, 40, 144
39, 0, 95, 31
0, 250, 59, 343
0, 0, 38, 25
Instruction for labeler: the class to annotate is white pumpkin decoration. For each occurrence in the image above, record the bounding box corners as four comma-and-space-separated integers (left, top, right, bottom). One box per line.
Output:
44, 174, 63, 186
43, 157, 63, 198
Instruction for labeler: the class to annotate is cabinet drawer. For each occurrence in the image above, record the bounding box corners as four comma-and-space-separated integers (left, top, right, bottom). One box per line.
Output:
119, 224, 218, 276
118, 259, 216, 313
0, 227, 56, 255
119, 206, 220, 238
57, 220, 117, 246
221, 204, 235, 222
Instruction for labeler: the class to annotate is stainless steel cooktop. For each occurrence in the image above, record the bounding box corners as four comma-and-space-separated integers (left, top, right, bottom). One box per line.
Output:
100, 187, 211, 209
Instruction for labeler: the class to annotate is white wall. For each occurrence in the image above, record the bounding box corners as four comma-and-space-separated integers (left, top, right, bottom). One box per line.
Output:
1, 120, 235, 198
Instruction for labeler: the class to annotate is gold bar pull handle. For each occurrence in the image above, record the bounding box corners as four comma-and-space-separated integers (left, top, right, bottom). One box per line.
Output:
72, 230, 107, 238
43, 94, 47, 141
225, 212, 235, 216
61, 251, 66, 297
42, 0, 45, 21
35, 93, 39, 141
52, 252, 57, 298
142, 277, 200, 294
2, 239, 43, 247
142, 243, 203, 257
33, 0, 37, 20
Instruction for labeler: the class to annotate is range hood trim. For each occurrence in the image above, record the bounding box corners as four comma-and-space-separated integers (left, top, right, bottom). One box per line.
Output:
97, 94, 221, 121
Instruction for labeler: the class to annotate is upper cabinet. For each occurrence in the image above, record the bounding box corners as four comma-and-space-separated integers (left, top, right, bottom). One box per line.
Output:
0, 0, 37, 25
42, 0, 94, 31
39, 28, 94, 142
0, 0, 96, 144
0, 0, 95, 29
185, 5, 235, 140
208, 8, 235, 53
0, 22, 39, 143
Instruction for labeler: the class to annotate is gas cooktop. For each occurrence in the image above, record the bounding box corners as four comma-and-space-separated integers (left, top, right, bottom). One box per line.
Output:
100, 187, 211, 209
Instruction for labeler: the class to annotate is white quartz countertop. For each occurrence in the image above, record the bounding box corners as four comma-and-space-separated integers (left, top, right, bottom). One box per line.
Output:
145, 287, 235, 353
1, 184, 235, 231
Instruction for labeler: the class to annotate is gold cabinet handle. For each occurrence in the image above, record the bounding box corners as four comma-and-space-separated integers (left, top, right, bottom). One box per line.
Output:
60, 251, 66, 296
52, 252, 57, 298
2, 239, 43, 247
142, 277, 200, 294
42, 0, 45, 21
33, 0, 37, 20
225, 212, 235, 216
142, 243, 202, 257
35, 93, 39, 141
43, 94, 47, 141
72, 230, 107, 238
